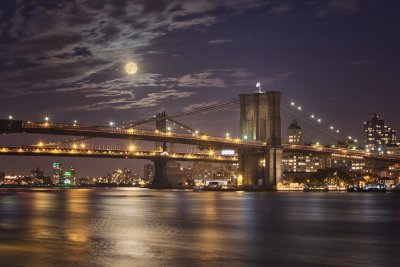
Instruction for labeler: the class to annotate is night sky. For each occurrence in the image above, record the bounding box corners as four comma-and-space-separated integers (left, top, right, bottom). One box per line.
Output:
1, 0, 400, 176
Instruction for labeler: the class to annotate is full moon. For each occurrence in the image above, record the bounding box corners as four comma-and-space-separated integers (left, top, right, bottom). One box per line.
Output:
125, 62, 138, 75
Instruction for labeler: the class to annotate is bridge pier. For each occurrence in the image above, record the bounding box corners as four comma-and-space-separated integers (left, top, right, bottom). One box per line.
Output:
239, 91, 282, 190
149, 158, 172, 189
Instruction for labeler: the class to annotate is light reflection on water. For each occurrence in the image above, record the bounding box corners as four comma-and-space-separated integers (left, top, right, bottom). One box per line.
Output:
1, 189, 400, 267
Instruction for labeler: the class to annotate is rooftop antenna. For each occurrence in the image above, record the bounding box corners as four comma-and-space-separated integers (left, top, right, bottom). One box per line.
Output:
256, 81, 262, 93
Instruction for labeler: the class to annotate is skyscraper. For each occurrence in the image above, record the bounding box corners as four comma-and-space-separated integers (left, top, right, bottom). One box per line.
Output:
52, 162, 62, 185
364, 113, 396, 153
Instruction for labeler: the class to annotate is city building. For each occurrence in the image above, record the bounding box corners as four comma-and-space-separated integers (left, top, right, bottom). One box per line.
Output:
282, 153, 323, 173
191, 162, 239, 187
287, 119, 302, 144
109, 168, 141, 185
364, 113, 397, 153
144, 163, 155, 181
192, 162, 213, 180
63, 166, 76, 186
52, 162, 62, 185
386, 145, 400, 156
167, 161, 192, 187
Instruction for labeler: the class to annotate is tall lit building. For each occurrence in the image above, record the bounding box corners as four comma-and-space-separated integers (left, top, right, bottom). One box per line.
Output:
52, 162, 62, 185
364, 113, 396, 153
287, 119, 302, 144
63, 166, 76, 186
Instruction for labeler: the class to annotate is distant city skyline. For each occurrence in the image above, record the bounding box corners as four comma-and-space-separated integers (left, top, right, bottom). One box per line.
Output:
1, 0, 400, 175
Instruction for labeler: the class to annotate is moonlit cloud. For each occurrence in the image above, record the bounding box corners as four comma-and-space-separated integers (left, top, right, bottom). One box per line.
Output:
0, 0, 274, 113
208, 39, 233, 45
178, 71, 227, 88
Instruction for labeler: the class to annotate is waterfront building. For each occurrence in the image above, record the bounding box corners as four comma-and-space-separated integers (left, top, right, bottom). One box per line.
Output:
192, 162, 213, 180
167, 161, 193, 187
378, 177, 395, 189
364, 113, 397, 153
110, 168, 141, 185
386, 145, 400, 156
282, 153, 323, 173
191, 162, 239, 186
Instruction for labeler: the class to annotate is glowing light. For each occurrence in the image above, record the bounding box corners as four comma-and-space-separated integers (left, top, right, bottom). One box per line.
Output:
109, 122, 114, 127
129, 145, 136, 151
317, 118, 322, 123
297, 106, 302, 111
330, 126, 334, 130
336, 130, 340, 133
291, 102, 295, 106
243, 135, 248, 140
45, 116, 49, 122
125, 62, 138, 75
311, 114, 315, 119
8, 115, 13, 120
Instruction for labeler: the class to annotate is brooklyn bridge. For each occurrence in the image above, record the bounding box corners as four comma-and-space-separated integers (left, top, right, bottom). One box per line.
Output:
1, 91, 399, 189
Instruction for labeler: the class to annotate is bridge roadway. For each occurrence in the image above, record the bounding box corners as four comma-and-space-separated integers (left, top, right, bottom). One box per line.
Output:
1, 119, 399, 164
0, 146, 238, 163
1, 143, 399, 164
284, 144, 400, 163
0, 120, 264, 149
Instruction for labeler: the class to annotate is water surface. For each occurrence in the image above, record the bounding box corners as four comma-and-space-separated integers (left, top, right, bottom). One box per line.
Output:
1, 188, 399, 266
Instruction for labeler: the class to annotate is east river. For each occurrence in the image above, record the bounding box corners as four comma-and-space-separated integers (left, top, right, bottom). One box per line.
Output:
0, 189, 399, 267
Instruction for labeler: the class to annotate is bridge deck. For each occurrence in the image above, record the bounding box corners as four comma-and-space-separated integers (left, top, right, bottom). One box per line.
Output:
0, 146, 238, 163
0, 119, 265, 149
1, 119, 399, 163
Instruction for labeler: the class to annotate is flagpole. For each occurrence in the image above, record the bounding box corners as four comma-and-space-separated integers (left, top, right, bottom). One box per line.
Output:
256, 82, 262, 93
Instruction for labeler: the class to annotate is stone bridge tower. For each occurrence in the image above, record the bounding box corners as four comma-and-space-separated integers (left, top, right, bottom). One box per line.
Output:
239, 91, 283, 189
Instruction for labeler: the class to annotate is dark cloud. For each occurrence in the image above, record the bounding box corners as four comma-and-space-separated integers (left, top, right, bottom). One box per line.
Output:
143, 0, 170, 14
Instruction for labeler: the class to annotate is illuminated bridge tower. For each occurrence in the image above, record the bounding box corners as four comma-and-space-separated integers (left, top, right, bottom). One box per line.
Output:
239, 91, 283, 189
150, 111, 172, 189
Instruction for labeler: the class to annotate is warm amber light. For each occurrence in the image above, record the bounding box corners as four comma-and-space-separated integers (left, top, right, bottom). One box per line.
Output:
125, 62, 138, 74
